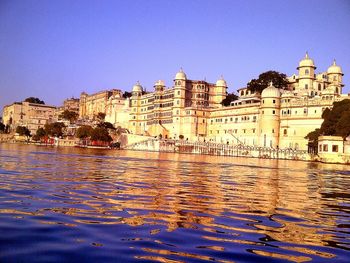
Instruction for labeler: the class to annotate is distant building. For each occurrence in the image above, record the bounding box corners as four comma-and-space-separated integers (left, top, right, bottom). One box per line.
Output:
79, 89, 124, 121
56, 97, 80, 120
2, 101, 57, 134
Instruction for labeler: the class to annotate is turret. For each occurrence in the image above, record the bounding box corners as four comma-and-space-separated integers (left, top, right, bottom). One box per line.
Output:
130, 81, 143, 134
327, 59, 343, 94
213, 76, 227, 106
173, 68, 187, 108
297, 52, 316, 92
132, 81, 143, 97
259, 82, 281, 148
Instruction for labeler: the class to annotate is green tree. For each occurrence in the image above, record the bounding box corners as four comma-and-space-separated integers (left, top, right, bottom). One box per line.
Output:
320, 99, 350, 137
24, 97, 45, 104
221, 92, 239, 106
305, 128, 321, 150
32, 127, 47, 141
76, 125, 93, 139
36, 127, 46, 137
5, 124, 10, 133
16, 126, 31, 137
59, 110, 79, 124
247, 71, 289, 94
0, 122, 5, 133
44, 122, 65, 137
335, 111, 350, 138
97, 121, 115, 130
306, 99, 350, 146
122, 91, 132, 98
96, 112, 106, 122
90, 127, 112, 142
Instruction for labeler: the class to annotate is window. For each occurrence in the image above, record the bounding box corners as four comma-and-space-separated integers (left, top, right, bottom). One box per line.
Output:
305, 84, 308, 89
323, 144, 328, 152
319, 145, 322, 152
273, 99, 275, 104
272, 129, 275, 133
305, 69, 309, 75
332, 145, 338, 152
318, 83, 321, 91
284, 129, 287, 136
177, 91, 180, 95
272, 110, 275, 114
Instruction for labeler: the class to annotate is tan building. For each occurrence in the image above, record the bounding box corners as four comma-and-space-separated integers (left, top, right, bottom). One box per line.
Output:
105, 93, 130, 127
79, 89, 125, 121
2, 101, 57, 134
129, 69, 227, 139
127, 54, 348, 150
56, 97, 80, 120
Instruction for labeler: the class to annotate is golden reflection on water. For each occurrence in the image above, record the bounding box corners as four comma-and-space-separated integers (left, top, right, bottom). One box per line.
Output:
0, 144, 349, 262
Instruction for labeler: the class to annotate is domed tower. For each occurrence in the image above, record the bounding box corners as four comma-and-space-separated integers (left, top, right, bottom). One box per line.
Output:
172, 69, 187, 139
79, 92, 88, 119
214, 76, 227, 106
132, 81, 143, 97
297, 52, 316, 93
259, 82, 281, 148
173, 68, 187, 108
130, 81, 143, 134
154, 80, 165, 93
327, 59, 344, 94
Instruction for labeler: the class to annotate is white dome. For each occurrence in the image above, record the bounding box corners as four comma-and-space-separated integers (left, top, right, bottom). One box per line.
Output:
154, 80, 165, 86
327, 60, 342, 74
298, 52, 315, 68
174, 68, 187, 80
261, 82, 281, 98
216, 77, 227, 87
132, 81, 143, 93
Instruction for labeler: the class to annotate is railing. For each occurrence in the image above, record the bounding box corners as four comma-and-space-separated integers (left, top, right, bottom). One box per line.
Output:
125, 139, 310, 161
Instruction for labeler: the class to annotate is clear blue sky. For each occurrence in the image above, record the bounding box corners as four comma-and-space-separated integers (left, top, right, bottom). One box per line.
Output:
1, 0, 350, 112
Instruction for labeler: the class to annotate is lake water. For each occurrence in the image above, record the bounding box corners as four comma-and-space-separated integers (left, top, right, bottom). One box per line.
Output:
0, 143, 349, 262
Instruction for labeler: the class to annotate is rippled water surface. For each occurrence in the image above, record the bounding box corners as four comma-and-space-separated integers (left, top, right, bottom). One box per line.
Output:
0, 143, 350, 262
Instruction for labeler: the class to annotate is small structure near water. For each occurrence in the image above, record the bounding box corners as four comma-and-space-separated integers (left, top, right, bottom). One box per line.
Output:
318, 136, 350, 164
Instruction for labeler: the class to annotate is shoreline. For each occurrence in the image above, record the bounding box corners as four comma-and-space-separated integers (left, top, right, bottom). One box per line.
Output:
2, 139, 349, 165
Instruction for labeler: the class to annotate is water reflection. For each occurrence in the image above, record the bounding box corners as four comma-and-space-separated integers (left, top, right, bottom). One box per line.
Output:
0, 143, 349, 262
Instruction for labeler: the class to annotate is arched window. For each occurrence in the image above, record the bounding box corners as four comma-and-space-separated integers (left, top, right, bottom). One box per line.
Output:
305, 69, 309, 75
318, 83, 321, 91
283, 129, 287, 135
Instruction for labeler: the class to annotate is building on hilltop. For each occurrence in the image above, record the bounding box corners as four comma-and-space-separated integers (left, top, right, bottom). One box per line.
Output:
127, 54, 347, 150
2, 101, 57, 134
78, 89, 125, 121
56, 97, 80, 120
